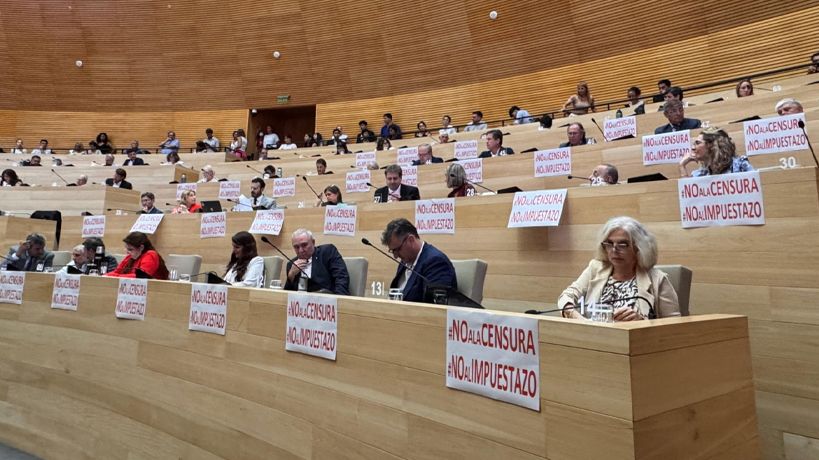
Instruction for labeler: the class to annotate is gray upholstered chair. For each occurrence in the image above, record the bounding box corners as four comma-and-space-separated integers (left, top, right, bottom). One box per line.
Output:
166, 254, 203, 281
343, 257, 369, 297
50, 251, 71, 268
451, 259, 488, 305
262, 256, 285, 287
655, 264, 693, 316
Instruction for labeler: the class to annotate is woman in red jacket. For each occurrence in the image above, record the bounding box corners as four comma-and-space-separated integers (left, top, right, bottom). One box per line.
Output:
106, 232, 170, 279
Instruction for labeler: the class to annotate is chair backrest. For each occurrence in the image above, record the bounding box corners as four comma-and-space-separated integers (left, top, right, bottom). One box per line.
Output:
111, 254, 125, 264
262, 256, 285, 287
451, 259, 488, 305
343, 257, 369, 297
51, 251, 71, 268
166, 254, 203, 281
655, 264, 693, 316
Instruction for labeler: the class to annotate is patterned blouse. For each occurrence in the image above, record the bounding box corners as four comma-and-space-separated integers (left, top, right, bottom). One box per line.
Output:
600, 276, 638, 310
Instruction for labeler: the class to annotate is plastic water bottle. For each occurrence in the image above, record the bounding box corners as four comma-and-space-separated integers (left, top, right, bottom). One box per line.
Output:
297, 272, 308, 291
180, 174, 187, 183
615, 109, 623, 118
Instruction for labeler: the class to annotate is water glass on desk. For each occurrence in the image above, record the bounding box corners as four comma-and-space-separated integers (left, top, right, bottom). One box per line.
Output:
178, 274, 191, 282
269, 280, 283, 290
388, 288, 403, 301
168, 267, 178, 281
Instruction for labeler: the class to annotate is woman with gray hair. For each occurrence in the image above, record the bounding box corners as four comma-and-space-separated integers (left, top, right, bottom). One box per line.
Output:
558, 216, 680, 320
678, 127, 753, 178
446, 163, 476, 197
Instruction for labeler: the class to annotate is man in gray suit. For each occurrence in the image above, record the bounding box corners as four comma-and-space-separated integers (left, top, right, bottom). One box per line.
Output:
4, 233, 54, 272
250, 177, 277, 210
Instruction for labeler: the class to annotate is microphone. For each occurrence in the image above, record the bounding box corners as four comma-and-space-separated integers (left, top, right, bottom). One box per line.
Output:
797, 120, 819, 168
50, 169, 69, 185
246, 164, 264, 175
259, 236, 312, 283
366, 182, 376, 188
301, 175, 324, 203
567, 175, 592, 183
226, 198, 254, 209
106, 207, 142, 213
450, 173, 496, 194
525, 305, 581, 315
590, 118, 606, 138
526, 295, 656, 319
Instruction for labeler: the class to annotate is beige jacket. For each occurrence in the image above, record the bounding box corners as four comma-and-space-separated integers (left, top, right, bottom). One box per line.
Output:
558, 259, 681, 319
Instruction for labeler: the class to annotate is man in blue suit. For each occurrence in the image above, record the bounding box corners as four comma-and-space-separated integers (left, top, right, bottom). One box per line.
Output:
284, 228, 350, 295
4, 233, 54, 272
381, 218, 457, 303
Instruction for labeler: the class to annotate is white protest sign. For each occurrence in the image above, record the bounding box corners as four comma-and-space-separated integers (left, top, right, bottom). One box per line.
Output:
678, 171, 765, 228
285, 292, 338, 360
200, 211, 227, 239
454, 140, 479, 160
51, 272, 81, 311
0, 272, 25, 305
346, 170, 371, 193
533, 148, 572, 177
744, 113, 808, 156
415, 199, 455, 234
130, 213, 164, 234
642, 130, 691, 165
355, 151, 377, 169
115, 278, 148, 321
603, 116, 637, 141
324, 205, 357, 237
401, 165, 418, 187
507, 189, 568, 228
460, 158, 484, 183
188, 283, 228, 335
249, 209, 285, 236
272, 177, 296, 198
218, 180, 242, 200
176, 183, 197, 199
82, 215, 106, 238
446, 308, 540, 411
397, 147, 419, 166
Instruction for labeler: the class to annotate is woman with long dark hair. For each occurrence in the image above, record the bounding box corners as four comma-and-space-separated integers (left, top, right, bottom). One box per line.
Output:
223, 231, 265, 287
1, 169, 23, 186
106, 232, 169, 279
317, 184, 343, 207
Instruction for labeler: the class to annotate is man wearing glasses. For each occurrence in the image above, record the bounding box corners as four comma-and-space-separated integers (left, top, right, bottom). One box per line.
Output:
283, 228, 350, 295
381, 218, 457, 303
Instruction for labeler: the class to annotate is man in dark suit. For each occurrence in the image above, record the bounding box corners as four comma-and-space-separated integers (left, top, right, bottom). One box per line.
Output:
284, 228, 350, 294
122, 150, 145, 166
559, 123, 591, 148
373, 164, 421, 203
140, 192, 163, 214
4, 233, 54, 272
382, 218, 457, 303
478, 129, 514, 158
104, 168, 133, 189
411, 143, 444, 166
654, 99, 701, 134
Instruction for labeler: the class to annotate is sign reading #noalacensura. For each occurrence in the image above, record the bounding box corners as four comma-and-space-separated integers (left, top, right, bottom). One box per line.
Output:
507, 189, 567, 228
285, 292, 338, 360
678, 171, 765, 228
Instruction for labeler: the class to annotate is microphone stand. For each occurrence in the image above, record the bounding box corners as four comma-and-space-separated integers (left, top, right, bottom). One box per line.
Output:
246, 164, 264, 175
259, 236, 312, 284
450, 173, 496, 194
590, 118, 606, 140
797, 120, 819, 168
301, 175, 325, 204
50, 168, 69, 185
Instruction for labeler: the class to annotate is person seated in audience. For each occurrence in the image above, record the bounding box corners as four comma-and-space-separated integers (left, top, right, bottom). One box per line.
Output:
58, 244, 88, 274
563, 81, 596, 115
104, 168, 132, 189
196, 128, 220, 152
161, 151, 182, 165
172, 190, 202, 214
284, 228, 350, 294
255, 128, 265, 154
446, 163, 476, 197
412, 143, 443, 165
326, 127, 346, 146
73, 174, 88, 186
627, 86, 645, 115
558, 216, 680, 321
278, 135, 298, 150
262, 165, 278, 179
382, 218, 457, 303
123, 149, 145, 166
335, 141, 351, 154
376, 137, 393, 151
415, 121, 431, 138
317, 184, 343, 207
103, 154, 116, 167
678, 127, 753, 177
140, 192, 163, 214
1, 169, 23, 186
654, 99, 701, 134
381, 113, 402, 140
464, 111, 488, 132
69, 142, 89, 155
11, 138, 26, 154
808, 51, 819, 74
374, 164, 420, 203
316, 158, 333, 175
198, 165, 216, 183
92, 132, 113, 154
509, 105, 533, 124
736, 79, 754, 98
438, 132, 451, 144
249, 177, 276, 210
83, 237, 119, 274
223, 231, 265, 288
4, 233, 54, 272
123, 140, 145, 155
304, 132, 323, 147
356, 120, 376, 143
25, 155, 43, 166
106, 232, 169, 279
366, 161, 380, 170
538, 114, 553, 130
559, 123, 592, 147
479, 129, 514, 157
439, 115, 456, 137
589, 164, 619, 186
229, 130, 248, 159
775, 98, 803, 116
159, 131, 180, 156
664, 86, 685, 103
31, 139, 52, 155
653, 79, 671, 103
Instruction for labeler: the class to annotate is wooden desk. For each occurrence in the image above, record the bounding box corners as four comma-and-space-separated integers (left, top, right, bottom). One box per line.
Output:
0, 217, 57, 251
0, 273, 758, 459
0, 185, 140, 217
